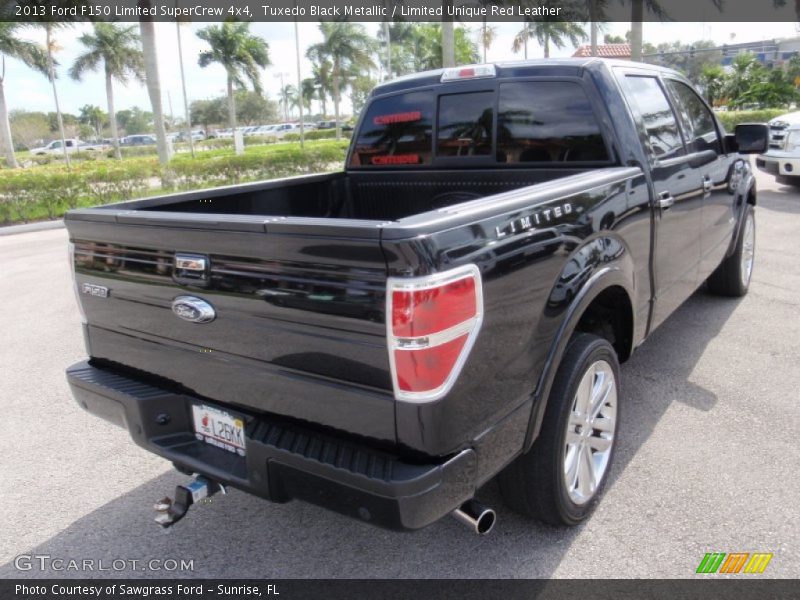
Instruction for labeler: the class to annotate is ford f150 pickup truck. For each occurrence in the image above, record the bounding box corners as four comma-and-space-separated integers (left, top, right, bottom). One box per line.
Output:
756, 109, 800, 185
65, 59, 767, 534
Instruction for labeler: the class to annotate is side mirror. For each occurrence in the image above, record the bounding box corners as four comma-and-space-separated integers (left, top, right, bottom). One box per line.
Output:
729, 123, 769, 154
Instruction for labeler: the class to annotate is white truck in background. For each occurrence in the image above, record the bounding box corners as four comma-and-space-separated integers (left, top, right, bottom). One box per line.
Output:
756, 110, 800, 185
30, 138, 110, 155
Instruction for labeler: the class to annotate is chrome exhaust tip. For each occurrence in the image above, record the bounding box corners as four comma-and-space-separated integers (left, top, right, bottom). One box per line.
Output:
451, 500, 496, 535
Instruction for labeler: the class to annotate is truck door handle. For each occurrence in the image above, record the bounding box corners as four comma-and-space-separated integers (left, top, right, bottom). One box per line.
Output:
702, 177, 713, 193
657, 191, 675, 210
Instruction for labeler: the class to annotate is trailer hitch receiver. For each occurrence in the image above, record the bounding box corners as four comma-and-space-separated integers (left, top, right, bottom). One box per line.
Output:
154, 476, 226, 528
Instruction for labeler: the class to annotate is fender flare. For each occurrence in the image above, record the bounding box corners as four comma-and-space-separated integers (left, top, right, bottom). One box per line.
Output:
522, 266, 635, 452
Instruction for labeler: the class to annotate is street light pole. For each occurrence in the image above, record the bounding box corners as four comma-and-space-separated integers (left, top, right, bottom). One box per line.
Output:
294, 8, 304, 148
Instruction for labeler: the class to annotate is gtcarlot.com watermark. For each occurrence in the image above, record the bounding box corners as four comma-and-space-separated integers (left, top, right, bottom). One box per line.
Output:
14, 554, 194, 573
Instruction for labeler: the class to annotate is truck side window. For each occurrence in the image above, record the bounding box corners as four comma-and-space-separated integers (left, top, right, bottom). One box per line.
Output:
623, 76, 685, 160
664, 80, 721, 155
350, 90, 433, 167
497, 82, 609, 164
436, 91, 493, 157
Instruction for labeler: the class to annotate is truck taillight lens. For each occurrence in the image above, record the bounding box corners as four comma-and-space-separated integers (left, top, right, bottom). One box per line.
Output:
387, 265, 483, 402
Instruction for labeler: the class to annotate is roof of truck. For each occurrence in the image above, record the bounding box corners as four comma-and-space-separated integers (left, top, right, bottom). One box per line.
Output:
371, 58, 683, 97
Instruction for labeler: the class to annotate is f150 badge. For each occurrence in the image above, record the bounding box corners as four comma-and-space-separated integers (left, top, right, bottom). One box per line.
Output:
171, 296, 216, 324
495, 202, 574, 238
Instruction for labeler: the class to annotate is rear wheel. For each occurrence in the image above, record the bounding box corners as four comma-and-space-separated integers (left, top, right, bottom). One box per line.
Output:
707, 205, 755, 297
498, 333, 620, 526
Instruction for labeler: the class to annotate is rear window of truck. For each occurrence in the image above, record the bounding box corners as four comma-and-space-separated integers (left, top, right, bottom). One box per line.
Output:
349, 81, 609, 168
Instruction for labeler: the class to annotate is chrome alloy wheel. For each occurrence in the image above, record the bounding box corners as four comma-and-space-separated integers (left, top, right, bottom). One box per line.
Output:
740, 213, 755, 288
564, 360, 617, 505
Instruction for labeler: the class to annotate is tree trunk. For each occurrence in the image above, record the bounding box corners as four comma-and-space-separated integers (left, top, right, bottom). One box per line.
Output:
482, 19, 487, 63
226, 75, 236, 130
524, 26, 528, 60
544, 35, 550, 59
333, 61, 341, 141
105, 69, 121, 160
0, 72, 17, 169
630, 0, 644, 62
47, 25, 70, 169
383, 19, 391, 79
590, 0, 598, 57
176, 21, 194, 158
441, 0, 455, 68
321, 93, 327, 118
139, 17, 169, 166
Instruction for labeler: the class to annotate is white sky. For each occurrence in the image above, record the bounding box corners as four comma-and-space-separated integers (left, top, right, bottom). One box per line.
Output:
6, 21, 800, 121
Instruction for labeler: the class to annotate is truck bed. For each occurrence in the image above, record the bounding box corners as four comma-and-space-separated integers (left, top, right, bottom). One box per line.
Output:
86, 168, 592, 222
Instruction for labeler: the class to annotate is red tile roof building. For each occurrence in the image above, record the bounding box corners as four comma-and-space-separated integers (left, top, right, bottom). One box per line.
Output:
572, 43, 632, 59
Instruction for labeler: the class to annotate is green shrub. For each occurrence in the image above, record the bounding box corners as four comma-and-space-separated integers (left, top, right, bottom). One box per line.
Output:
0, 139, 349, 226
716, 109, 787, 131
283, 129, 351, 142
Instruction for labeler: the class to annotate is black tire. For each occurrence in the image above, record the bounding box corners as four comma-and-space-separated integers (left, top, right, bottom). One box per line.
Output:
706, 205, 755, 297
498, 333, 620, 526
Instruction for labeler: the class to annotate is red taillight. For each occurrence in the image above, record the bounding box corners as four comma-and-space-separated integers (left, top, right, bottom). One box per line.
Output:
387, 265, 483, 402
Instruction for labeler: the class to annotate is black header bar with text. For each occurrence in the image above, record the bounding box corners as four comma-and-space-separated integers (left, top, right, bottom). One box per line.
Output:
3, 0, 799, 23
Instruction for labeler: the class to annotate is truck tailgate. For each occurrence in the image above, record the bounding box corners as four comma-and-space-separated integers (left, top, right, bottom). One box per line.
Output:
66, 214, 395, 443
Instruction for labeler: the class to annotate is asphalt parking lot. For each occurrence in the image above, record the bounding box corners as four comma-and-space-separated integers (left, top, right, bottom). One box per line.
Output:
0, 167, 798, 579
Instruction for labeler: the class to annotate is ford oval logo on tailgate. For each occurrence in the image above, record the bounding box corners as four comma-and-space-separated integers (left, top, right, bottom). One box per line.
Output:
171, 296, 215, 323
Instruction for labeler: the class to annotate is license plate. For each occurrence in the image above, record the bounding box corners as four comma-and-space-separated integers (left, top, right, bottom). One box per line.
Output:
192, 404, 246, 456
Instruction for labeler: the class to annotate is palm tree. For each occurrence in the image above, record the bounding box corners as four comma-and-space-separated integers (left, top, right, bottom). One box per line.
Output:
279, 84, 297, 120
300, 77, 317, 114
628, 0, 667, 61
512, 20, 587, 59
40, 24, 71, 167
307, 22, 375, 140
0, 23, 48, 168
310, 59, 332, 116
197, 22, 270, 132
138, 9, 169, 167
479, 23, 497, 63
70, 23, 144, 159
175, 18, 194, 157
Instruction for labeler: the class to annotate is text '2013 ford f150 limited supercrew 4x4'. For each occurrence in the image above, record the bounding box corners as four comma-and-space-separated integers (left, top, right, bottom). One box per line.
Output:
65, 59, 768, 534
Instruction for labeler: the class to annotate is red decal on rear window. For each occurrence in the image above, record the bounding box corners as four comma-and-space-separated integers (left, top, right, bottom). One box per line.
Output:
373, 111, 422, 126
371, 154, 420, 165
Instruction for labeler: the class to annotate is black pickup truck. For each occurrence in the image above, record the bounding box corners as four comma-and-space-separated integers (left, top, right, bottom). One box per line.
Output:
65, 59, 767, 534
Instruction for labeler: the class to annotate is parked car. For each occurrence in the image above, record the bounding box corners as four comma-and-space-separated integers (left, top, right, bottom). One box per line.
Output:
173, 130, 206, 142
316, 120, 352, 132
271, 123, 300, 137
251, 124, 277, 136
209, 129, 233, 139
755, 110, 800, 185
65, 59, 766, 534
30, 139, 81, 155
121, 134, 157, 146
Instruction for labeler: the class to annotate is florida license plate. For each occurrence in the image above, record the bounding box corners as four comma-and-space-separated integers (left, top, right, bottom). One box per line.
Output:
192, 404, 246, 456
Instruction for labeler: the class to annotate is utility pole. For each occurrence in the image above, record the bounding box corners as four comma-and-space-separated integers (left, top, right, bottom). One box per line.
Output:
294, 8, 304, 149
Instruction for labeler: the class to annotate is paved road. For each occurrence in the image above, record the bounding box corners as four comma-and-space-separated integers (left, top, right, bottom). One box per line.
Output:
1, 168, 798, 579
